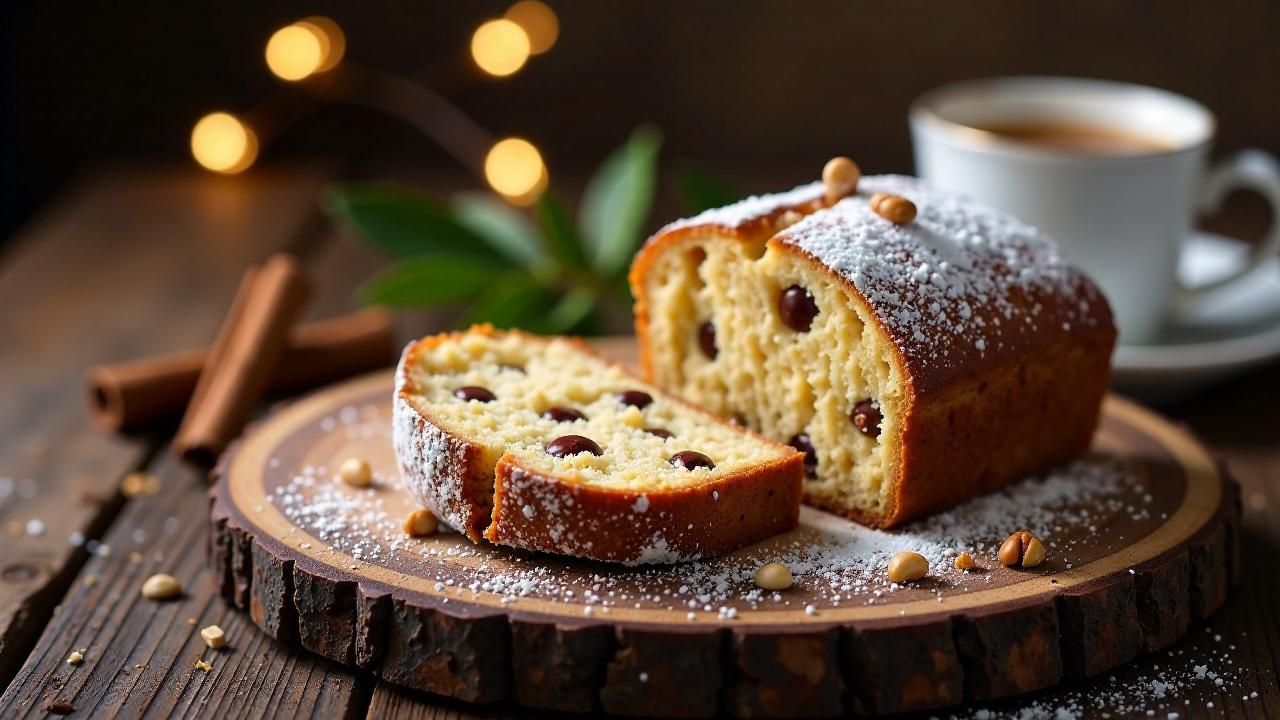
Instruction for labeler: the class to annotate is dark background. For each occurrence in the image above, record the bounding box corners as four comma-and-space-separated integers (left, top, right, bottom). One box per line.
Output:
3, 0, 1279, 241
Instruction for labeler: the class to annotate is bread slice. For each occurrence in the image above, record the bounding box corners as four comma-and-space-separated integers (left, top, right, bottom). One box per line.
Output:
630, 175, 1116, 528
393, 325, 804, 564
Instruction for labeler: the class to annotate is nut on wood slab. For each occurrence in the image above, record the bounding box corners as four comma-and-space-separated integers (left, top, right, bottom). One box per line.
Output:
208, 365, 1238, 718
201, 625, 227, 649
887, 551, 929, 583
140, 573, 182, 600
403, 508, 438, 537
753, 562, 793, 590
999, 531, 1047, 568
338, 457, 372, 487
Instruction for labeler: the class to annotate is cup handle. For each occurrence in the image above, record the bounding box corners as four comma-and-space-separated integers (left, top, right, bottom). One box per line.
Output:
1176, 149, 1280, 313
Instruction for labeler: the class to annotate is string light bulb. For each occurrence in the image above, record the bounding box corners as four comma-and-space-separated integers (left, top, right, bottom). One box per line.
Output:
265, 21, 339, 81
470, 19, 531, 77
484, 137, 547, 205
190, 112, 258, 174
505, 1, 558, 55
297, 17, 345, 71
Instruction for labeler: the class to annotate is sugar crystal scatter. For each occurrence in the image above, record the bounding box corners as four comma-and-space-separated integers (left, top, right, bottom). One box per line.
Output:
268, 404, 1218, 716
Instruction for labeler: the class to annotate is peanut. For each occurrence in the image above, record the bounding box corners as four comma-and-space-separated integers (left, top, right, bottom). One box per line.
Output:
140, 573, 182, 600
887, 551, 929, 583
822, 156, 861, 203
998, 531, 1047, 568
338, 457, 372, 487
754, 562, 794, 590
403, 508, 439, 537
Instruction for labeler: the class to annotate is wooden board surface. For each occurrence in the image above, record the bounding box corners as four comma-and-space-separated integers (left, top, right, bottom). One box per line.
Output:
0, 165, 1276, 719
210, 345, 1238, 717
0, 165, 373, 719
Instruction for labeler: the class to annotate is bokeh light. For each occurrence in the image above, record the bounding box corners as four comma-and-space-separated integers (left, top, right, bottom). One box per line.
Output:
265, 24, 325, 81
505, 1, 558, 55
190, 112, 258, 174
484, 137, 547, 205
470, 19, 531, 77
297, 16, 346, 71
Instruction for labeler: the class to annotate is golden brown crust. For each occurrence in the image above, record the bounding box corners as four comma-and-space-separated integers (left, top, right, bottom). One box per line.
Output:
486, 452, 804, 564
774, 242, 1115, 527
395, 336, 495, 542
394, 325, 805, 563
630, 178, 1117, 529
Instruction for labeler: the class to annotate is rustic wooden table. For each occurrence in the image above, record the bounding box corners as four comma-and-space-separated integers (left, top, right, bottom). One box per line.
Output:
0, 165, 1275, 719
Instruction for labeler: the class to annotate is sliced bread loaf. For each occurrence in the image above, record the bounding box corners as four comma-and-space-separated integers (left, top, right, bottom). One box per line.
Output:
393, 325, 804, 564
631, 174, 1115, 527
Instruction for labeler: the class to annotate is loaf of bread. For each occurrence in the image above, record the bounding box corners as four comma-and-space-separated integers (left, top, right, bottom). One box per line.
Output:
393, 326, 804, 563
631, 173, 1116, 527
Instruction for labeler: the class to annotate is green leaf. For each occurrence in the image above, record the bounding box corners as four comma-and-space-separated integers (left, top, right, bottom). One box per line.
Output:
535, 192, 588, 269
462, 271, 556, 330
324, 183, 503, 262
358, 254, 495, 307
675, 163, 740, 213
451, 192, 544, 267
578, 126, 662, 278
545, 286, 598, 333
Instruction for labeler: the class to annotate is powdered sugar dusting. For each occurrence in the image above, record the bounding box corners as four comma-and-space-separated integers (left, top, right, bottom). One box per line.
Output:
269, 397, 1162, 616
777, 175, 1104, 369
656, 181, 824, 235
393, 343, 477, 538
946, 626, 1253, 718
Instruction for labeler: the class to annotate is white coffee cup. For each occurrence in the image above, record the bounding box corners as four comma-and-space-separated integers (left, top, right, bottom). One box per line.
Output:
910, 76, 1280, 345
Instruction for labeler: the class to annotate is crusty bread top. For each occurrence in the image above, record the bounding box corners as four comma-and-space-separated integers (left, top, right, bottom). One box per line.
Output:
637, 175, 1115, 395
655, 181, 829, 239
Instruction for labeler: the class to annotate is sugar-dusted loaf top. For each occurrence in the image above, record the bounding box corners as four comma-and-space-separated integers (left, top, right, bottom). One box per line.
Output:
646, 174, 1115, 393
657, 181, 827, 236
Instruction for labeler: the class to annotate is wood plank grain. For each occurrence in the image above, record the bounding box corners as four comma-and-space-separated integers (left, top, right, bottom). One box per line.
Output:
4, 166, 1278, 719
0, 167, 380, 717
367, 682, 519, 720
0, 165, 334, 687
0, 453, 366, 718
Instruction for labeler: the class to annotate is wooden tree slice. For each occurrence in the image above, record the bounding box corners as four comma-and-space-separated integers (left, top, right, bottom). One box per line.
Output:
209, 341, 1237, 718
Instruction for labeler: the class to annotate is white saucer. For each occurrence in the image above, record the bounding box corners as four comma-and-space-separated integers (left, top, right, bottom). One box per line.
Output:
1112, 231, 1280, 403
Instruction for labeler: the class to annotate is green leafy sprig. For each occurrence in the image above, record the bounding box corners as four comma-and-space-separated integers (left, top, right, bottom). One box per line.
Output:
324, 126, 663, 335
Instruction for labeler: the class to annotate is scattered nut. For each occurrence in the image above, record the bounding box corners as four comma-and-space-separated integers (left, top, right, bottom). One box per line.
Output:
194, 659, 213, 672
887, 551, 929, 583
140, 573, 182, 600
954, 551, 977, 571
822, 156, 861, 203
66, 650, 84, 665
870, 192, 917, 224
201, 625, 227, 650
754, 562, 794, 590
121, 471, 161, 497
338, 457, 373, 487
403, 508, 438, 537
998, 531, 1047, 568
186, 617, 198, 626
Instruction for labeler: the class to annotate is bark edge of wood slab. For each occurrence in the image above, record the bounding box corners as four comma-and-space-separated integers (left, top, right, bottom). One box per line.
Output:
208, 353, 1237, 718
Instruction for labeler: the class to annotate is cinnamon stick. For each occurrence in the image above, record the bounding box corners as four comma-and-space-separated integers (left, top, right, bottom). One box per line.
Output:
172, 254, 312, 466
85, 307, 396, 432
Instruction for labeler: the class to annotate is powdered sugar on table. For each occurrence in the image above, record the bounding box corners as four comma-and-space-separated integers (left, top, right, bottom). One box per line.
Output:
264, 404, 1161, 616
